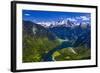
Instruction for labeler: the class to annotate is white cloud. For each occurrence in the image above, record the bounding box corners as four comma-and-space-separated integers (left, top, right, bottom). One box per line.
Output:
81, 16, 89, 20
67, 18, 77, 22
76, 16, 90, 21
24, 13, 30, 16
80, 16, 90, 21
76, 16, 81, 19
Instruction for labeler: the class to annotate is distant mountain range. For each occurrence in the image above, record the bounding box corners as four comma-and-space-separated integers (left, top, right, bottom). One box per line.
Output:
23, 20, 91, 48
36, 19, 90, 28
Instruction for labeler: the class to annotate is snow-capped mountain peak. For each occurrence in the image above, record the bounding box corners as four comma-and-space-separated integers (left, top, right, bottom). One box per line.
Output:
35, 19, 89, 28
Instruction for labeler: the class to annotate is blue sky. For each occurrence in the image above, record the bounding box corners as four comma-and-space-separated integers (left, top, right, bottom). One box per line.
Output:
22, 10, 91, 24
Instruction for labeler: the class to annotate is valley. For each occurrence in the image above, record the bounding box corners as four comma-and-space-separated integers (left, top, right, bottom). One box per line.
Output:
22, 20, 91, 62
